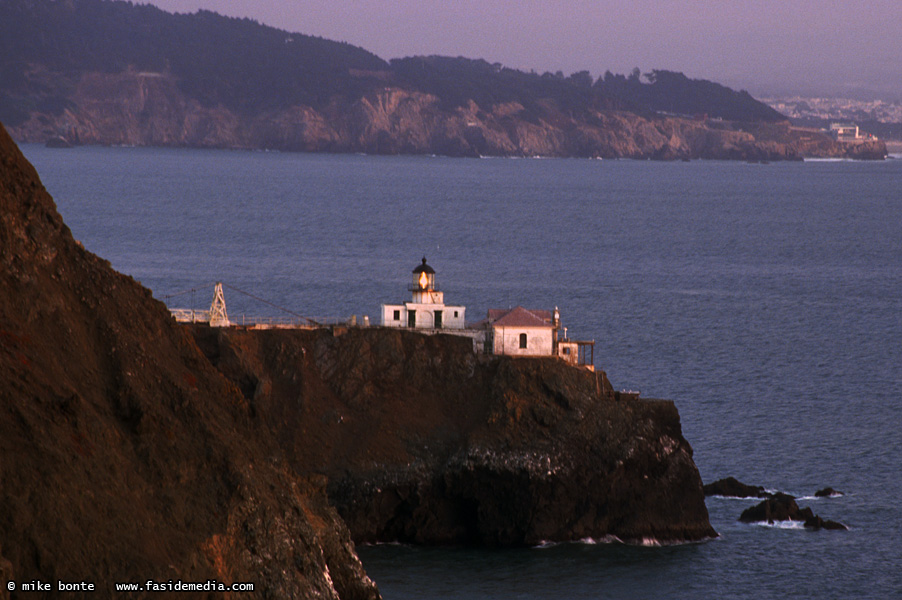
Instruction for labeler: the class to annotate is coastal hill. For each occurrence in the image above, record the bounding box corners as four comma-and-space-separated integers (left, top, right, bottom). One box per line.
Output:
0, 123, 379, 599
1, 119, 715, 594
0, 0, 886, 159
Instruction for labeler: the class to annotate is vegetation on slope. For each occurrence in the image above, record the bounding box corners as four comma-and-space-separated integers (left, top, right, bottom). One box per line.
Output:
0, 0, 784, 127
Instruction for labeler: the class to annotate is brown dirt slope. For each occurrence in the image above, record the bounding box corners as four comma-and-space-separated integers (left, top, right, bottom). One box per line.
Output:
0, 122, 379, 599
190, 326, 716, 546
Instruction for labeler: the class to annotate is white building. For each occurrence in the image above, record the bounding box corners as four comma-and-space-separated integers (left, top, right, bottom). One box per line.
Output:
381, 258, 466, 330
484, 306, 557, 356
830, 123, 860, 140
482, 306, 595, 369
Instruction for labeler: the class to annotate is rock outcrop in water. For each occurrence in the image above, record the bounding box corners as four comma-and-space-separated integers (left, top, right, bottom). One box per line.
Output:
189, 325, 716, 545
738, 495, 847, 530
703, 477, 769, 498
0, 122, 379, 599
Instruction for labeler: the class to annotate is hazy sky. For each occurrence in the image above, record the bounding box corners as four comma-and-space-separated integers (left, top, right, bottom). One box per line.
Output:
143, 1, 902, 99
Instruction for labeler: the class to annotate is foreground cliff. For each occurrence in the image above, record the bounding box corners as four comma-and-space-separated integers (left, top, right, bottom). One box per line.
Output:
189, 326, 716, 545
0, 123, 379, 599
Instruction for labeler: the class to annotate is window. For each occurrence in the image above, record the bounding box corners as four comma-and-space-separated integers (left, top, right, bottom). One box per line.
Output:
454, 311, 459, 318
393, 310, 400, 321
563, 347, 571, 355
519, 333, 527, 349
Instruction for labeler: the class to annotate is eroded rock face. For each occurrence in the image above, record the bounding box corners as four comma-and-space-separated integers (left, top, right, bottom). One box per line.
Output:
738, 494, 848, 530
703, 477, 769, 498
739, 493, 809, 523
0, 123, 379, 599
191, 326, 717, 545
8, 71, 886, 160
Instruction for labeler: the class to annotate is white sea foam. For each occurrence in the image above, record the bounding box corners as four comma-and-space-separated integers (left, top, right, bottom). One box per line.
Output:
578, 535, 623, 545
752, 520, 806, 530
638, 537, 663, 547
707, 495, 765, 501
358, 540, 408, 547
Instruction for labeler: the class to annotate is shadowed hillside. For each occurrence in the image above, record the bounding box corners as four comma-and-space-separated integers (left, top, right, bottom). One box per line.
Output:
0, 122, 380, 599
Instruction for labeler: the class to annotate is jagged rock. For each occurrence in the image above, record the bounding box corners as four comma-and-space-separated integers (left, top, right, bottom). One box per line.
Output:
703, 477, 769, 498
0, 123, 379, 599
739, 493, 807, 523
190, 326, 717, 545
803, 515, 849, 530
739, 493, 847, 531
815, 487, 844, 497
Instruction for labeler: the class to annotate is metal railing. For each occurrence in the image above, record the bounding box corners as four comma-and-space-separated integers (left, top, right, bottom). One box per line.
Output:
170, 308, 211, 323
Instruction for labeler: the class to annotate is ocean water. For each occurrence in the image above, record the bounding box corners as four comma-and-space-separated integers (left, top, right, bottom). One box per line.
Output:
21, 145, 902, 599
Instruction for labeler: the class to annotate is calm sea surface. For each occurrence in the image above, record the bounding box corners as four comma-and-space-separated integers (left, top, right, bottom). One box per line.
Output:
21, 145, 902, 599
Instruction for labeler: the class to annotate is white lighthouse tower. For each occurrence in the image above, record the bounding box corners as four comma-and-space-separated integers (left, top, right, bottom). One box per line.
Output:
381, 258, 466, 329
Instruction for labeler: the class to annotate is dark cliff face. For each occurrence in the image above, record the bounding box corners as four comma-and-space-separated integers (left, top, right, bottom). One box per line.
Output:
190, 326, 716, 545
0, 123, 379, 599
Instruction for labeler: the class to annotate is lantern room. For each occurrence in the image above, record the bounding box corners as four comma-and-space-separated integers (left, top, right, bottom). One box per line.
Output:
408, 257, 444, 305
411, 257, 436, 292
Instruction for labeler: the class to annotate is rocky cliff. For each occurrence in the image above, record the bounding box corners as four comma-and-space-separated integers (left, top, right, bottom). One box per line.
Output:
189, 326, 716, 545
2, 1, 886, 160
7, 70, 886, 160
0, 122, 379, 599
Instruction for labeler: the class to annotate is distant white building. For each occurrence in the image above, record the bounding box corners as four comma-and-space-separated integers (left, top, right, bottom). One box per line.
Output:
381, 258, 466, 330
830, 123, 860, 141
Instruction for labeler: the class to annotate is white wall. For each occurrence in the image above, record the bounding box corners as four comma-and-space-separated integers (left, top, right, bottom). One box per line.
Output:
381, 303, 405, 327
381, 303, 466, 329
491, 325, 553, 356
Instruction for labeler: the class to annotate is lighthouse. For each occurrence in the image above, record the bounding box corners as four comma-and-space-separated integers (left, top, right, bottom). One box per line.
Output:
381, 258, 466, 329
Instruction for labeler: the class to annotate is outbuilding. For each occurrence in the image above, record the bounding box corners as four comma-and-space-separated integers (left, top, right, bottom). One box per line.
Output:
485, 306, 556, 356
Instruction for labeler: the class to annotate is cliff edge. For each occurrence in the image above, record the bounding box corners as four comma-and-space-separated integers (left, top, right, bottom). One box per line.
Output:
0, 122, 379, 599
190, 326, 716, 545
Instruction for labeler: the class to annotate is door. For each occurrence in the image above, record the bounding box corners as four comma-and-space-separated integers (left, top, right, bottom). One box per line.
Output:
434, 310, 443, 328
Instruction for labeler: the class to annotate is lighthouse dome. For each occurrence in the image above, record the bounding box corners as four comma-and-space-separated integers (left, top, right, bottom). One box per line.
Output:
412, 257, 435, 274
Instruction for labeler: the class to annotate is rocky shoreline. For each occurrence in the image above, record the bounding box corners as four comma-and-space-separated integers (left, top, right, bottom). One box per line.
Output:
7, 71, 886, 161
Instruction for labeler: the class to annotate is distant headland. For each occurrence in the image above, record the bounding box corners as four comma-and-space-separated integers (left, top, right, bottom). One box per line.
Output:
0, 0, 886, 160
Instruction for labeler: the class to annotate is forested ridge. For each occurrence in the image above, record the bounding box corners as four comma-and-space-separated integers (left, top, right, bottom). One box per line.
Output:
0, 0, 784, 126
